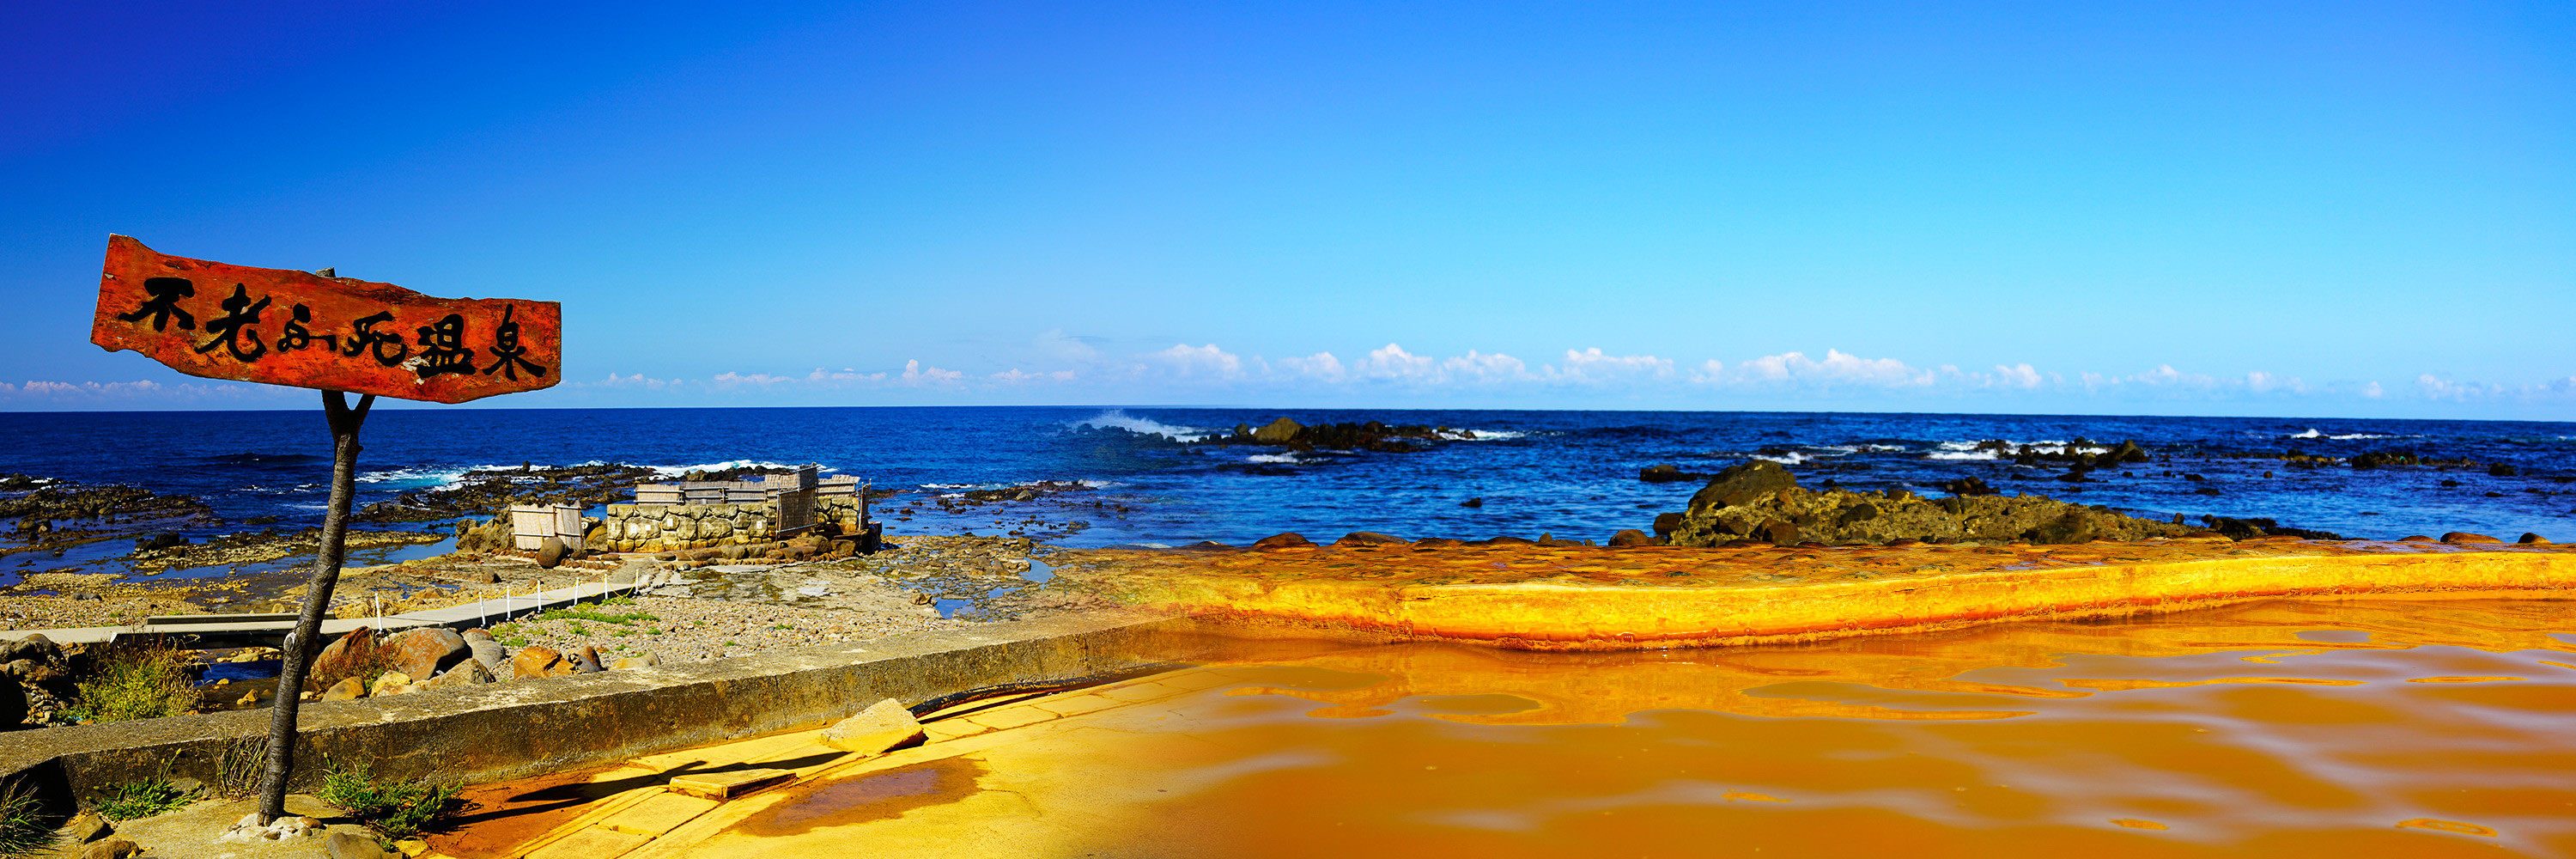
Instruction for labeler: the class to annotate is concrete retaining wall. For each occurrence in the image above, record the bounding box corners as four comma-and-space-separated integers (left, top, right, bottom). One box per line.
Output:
2, 609, 1198, 813
593, 497, 872, 551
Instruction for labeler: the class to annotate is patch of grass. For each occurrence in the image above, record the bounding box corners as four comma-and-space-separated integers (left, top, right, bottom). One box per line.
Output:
564, 621, 588, 637
65, 641, 197, 723
691, 619, 706, 627
643, 627, 662, 636
94, 776, 191, 820
317, 762, 460, 842
501, 635, 530, 648
0, 781, 59, 858
599, 594, 637, 606
535, 606, 654, 625
770, 624, 794, 631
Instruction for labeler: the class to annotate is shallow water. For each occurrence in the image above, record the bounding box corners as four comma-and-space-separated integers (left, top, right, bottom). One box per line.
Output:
1062, 598, 2576, 857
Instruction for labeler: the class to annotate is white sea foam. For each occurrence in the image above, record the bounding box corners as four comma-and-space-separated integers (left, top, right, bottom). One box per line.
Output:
647, 460, 806, 478
1247, 454, 1301, 464
2289, 428, 2324, 439
1455, 430, 1526, 441
1924, 451, 1999, 460
1752, 452, 1810, 465
357, 466, 474, 486
1068, 410, 1209, 441
2330, 433, 2409, 440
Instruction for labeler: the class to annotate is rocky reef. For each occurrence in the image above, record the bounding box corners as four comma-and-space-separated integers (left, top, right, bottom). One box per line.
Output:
1197, 417, 1473, 454
1655, 460, 2205, 546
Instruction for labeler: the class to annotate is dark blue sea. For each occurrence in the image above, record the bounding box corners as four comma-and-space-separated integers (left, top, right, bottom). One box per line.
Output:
3, 406, 2572, 587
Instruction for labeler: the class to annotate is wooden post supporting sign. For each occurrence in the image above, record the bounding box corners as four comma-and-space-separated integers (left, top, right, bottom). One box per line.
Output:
89, 235, 562, 823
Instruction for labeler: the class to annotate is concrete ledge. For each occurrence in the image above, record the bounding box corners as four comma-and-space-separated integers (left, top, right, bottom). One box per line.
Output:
2, 609, 1200, 809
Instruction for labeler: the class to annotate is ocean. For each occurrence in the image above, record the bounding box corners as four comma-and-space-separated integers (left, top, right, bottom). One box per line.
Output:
3, 406, 2572, 587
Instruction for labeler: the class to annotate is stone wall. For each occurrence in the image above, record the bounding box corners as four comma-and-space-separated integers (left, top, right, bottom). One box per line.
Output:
592, 497, 871, 552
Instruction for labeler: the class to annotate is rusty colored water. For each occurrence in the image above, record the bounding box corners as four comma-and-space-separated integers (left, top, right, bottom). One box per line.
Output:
1054, 599, 2576, 858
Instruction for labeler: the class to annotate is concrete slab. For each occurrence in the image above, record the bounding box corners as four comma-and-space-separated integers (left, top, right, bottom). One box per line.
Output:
598, 793, 721, 837
523, 826, 650, 859
3, 609, 1202, 819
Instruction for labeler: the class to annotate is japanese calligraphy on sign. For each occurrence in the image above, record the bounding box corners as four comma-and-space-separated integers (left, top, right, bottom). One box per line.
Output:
89, 235, 562, 404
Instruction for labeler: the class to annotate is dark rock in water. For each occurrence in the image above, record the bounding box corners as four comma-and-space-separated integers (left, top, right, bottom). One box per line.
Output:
2202, 515, 2341, 540
2184, 474, 2205, 482
1460, 497, 1484, 508
1651, 512, 1683, 536
1334, 532, 1410, 546
1936, 477, 1996, 497
1608, 529, 1657, 547
2194, 487, 2221, 496
2486, 491, 2506, 497
536, 536, 569, 569
1250, 417, 1303, 444
1251, 533, 1312, 548
1685, 461, 1799, 519
2439, 479, 2460, 488
1638, 464, 1710, 484
132, 533, 188, 553
2489, 464, 2518, 477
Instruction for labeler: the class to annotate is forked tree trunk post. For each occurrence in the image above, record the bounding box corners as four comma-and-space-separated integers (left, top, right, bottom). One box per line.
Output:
256, 389, 374, 822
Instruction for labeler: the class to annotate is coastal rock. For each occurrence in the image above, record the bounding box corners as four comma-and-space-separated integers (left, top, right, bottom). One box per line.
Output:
1660, 469, 2209, 547
512, 646, 569, 679
0, 633, 60, 666
380, 628, 468, 681
1460, 497, 1483, 508
1638, 464, 1710, 484
2441, 532, 2503, 544
2522, 533, 2552, 545
426, 661, 495, 688
77, 837, 139, 859
1607, 529, 1656, 547
321, 677, 365, 701
309, 627, 380, 690
1334, 532, 1410, 546
2489, 464, 2518, 477
612, 653, 661, 670
1651, 513, 1682, 536
818, 698, 924, 754
1684, 461, 1799, 519
1250, 533, 1312, 549
326, 830, 393, 859
63, 811, 110, 844
536, 537, 569, 569
368, 672, 414, 698
571, 646, 606, 673
466, 640, 508, 674
1251, 417, 1304, 444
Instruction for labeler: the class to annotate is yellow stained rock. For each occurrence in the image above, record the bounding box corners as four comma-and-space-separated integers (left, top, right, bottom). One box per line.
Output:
1056, 537, 2576, 650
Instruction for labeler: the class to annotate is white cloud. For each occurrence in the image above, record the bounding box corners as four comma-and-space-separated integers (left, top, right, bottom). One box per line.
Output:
1145, 344, 1243, 379
1545, 348, 1670, 384
900, 359, 966, 387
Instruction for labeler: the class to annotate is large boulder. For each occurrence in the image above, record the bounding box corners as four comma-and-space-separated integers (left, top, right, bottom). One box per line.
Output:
1684, 460, 1800, 519
1663, 484, 2201, 547
466, 639, 509, 675
1250, 417, 1303, 444
307, 626, 380, 691
512, 647, 572, 679
379, 628, 468, 680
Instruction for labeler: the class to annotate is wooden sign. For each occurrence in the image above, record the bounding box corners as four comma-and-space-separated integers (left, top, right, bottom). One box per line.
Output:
90, 235, 561, 404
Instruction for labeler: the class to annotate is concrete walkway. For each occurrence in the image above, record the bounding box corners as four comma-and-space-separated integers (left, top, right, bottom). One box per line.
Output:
3, 582, 638, 645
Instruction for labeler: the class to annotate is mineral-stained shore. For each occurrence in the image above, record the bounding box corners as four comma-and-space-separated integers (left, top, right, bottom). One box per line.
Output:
1054, 530, 2576, 651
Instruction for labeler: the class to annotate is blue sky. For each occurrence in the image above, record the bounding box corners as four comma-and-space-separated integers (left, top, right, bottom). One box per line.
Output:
4, 1, 2570, 417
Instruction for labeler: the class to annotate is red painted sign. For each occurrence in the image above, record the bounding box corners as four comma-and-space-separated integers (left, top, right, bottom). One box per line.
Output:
90, 235, 561, 404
